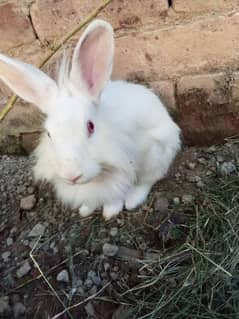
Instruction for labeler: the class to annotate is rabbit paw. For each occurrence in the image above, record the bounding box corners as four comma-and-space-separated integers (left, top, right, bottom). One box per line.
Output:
79, 205, 95, 217
103, 202, 123, 220
125, 185, 151, 210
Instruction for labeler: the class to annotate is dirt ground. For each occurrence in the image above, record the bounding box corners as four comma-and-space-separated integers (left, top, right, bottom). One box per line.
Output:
0, 140, 239, 319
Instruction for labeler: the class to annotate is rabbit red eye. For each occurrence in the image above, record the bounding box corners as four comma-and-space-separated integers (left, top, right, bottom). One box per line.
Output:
87, 120, 94, 136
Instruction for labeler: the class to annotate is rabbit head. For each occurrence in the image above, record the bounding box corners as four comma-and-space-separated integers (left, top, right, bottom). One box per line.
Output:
0, 20, 114, 185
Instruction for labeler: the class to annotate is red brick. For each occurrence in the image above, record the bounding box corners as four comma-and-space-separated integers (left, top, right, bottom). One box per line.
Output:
150, 81, 176, 111
30, 0, 168, 43
176, 73, 239, 145
0, 2, 35, 51
113, 14, 239, 81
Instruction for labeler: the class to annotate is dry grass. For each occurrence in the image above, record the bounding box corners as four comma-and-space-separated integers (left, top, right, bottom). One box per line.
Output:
112, 170, 239, 318
23, 153, 239, 318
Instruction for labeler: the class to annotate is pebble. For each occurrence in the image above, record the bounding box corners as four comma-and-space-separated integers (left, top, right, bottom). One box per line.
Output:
197, 180, 205, 188
87, 271, 101, 286
16, 261, 31, 278
110, 272, 118, 281
13, 302, 26, 319
207, 146, 216, 152
197, 157, 207, 165
85, 302, 95, 316
28, 223, 46, 237
104, 262, 110, 271
3, 274, 16, 289
110, 227, 118, 237
113, 265, 119, 272
57, 270, 69, 283
10, 226, 17, 235
216, 155, 224, 163
103, 243, 119, 257
186, 174, 201, 183
23, 240, 30, 246
220, 162, 236, 175
78, 287, 85, 296
154, 196, 169, 212
2, 251, 11, 262
187, 162, 196, 170
182, 194, 194, 204
20, 194, 36, 210
6, 237, 13, 246
84, 278, 93, 289
27, 186, 35, 195
173, 197, 180, 205
0, 296, 10, 315
89, 285, 98, 295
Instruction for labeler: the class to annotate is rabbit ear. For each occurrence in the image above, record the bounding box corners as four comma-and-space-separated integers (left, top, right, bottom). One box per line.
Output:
70, 20, 114, 102
0, 53, 58, 113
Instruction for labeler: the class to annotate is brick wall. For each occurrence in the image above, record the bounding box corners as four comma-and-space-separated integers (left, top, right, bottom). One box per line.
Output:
1, 0, 239, 153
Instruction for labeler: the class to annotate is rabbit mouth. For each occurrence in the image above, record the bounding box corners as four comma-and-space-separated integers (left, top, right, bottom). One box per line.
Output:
58, 164, 114, 186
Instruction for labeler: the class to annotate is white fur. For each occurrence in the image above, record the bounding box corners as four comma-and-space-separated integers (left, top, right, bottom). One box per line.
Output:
0, 20, 181, 219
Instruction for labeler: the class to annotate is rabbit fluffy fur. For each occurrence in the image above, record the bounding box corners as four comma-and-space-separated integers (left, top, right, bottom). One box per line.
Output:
0, 20, 181, 219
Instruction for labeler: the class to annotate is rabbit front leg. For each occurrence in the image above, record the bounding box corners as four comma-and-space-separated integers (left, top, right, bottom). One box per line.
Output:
125, 184, 152, 210
79, 204, 97, 217
103, 201, 124, 220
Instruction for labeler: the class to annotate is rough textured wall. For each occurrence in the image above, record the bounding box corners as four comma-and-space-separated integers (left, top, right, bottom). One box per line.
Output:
0, 0, 239, 153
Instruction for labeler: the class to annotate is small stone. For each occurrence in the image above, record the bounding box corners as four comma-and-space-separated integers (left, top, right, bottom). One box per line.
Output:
76, 279, 83, 287
182, 194, 194, 204
87, 271, 101, 286
89, 285, 98, 295
118, 246, 141, 260
220, 162, 236, 175
84, 278, 93, 289
208, 146, 216, 152
6, 237, 13, 246
198, 157, 207, 165
57, 270, 69, 283
16, 261, 31, 278
27, 186, 35, 195
13, 302, 26, 319
110, 227, 118, 237
23, 240, 30, 246
187, 162, 196, 170
175, 173, 181, 179
113, 265, 119, 272
197, 181, 205, 188
85, 302, 95, 316
78, 287, 85, 296
10, 226, 17, 234
216, 155, 224, 163
206, 170, 213, 176
110, 272, 118, 281
173, 197, 180, 205
186, 174, 201, 183
20, 195, 36, 210
0, 296, 10, 315
28, 223, 46, 237
2, 251, 11, 262
2, 274, 16, 289
87, 270, 96, 278
154, 196, 169, 212
103, 243, 119, 257
104, 262, 110, 271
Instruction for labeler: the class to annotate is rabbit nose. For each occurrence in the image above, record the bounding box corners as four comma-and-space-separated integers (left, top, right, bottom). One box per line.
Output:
69, 175, 82, 184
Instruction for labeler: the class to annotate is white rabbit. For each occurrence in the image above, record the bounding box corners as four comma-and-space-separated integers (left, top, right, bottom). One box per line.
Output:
0, 20, 180, 219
